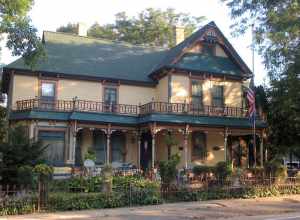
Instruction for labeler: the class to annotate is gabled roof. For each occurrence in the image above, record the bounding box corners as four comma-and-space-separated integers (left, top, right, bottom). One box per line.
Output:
3, 21, 252, 93
150, 21, 252, 78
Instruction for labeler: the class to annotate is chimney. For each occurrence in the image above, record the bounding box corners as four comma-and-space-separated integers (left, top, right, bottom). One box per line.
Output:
173, 26, 185, 45
77, 22, 88, 37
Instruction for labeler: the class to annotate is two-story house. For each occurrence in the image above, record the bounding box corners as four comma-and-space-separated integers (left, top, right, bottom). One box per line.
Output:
1, 21, 267, 170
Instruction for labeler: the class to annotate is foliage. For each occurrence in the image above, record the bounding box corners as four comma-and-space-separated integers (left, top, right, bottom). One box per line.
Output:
265, 69, 300, 158
0, 0, 45, 67
84, 148, 96, 162
0, 195, 37, 215
0, 105, 6, 143
56, 23, 78, 34
0, 125, 47, 184
86, 8, 205, 47
264, 160, 287, 180
163, 131, 179, 160
214, 162, 232, 180
33, 164, 53, 178
222, 0, 300, 78
223, 1, 300, 159
192, 165, 215, 176
158, 153, 180, 186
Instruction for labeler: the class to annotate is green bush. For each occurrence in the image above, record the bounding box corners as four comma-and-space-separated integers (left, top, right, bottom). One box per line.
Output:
159, 154, 180, 186
0, 195, 37, 215
214, 162, 232, 180
192, 165, 215, 176
264, 160, 288, 182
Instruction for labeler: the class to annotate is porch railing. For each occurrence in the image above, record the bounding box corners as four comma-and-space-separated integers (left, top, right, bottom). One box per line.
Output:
140, 102, 248, 118
15, 98, 248, 118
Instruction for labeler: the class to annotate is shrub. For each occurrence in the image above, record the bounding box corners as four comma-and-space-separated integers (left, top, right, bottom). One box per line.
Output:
192, 165, 215, 176
214, 162, 232, 180
264, 160, 288, 182
159, 154, 180, 186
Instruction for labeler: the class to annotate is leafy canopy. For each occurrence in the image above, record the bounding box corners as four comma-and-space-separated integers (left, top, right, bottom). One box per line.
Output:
222, 0, 300, 79
223, 0, 300, 158
58, 8, 206, 47
0, 0, 45, 67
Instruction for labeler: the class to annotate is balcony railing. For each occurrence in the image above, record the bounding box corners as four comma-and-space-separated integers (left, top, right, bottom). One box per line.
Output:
15, 99, 248, 118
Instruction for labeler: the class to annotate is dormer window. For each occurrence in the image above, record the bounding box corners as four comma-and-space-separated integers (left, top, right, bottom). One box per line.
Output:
202, 43, 216, 56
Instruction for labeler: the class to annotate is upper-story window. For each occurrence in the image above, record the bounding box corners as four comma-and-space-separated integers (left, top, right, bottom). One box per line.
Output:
104, 87, 117, 104
40, 81, 56, 100
202, 43, 215, 56
191, 80, 203, 109
212, 85, 224, 107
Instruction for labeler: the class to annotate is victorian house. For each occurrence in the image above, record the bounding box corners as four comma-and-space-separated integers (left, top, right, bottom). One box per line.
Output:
1, 21, 267, 171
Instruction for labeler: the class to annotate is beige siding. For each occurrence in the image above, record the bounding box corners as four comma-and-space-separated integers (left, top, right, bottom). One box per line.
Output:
119, 85, 155, 105
215, 44, 227, 57
155, 75, 169, 102
58, 79, 102, 101
12, 75, 38, 107
170, 75, 189, 103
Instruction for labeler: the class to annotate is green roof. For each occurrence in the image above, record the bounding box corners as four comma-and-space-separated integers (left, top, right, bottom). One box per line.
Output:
9, 110, 267, 129
171, 52, 243, 76
4, 21, 251, 86
6, 31, 167, 84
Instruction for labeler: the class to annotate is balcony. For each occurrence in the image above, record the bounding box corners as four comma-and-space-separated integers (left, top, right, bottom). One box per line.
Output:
15, 98, 248, 118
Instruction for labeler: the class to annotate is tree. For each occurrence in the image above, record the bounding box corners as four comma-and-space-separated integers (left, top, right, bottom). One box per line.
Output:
56, 22, 78, 34
222, 0, 300, 79
223, 0, 300, 159
0, 0, 45, 67
87, 8, 206, 47
0, 125, 46, 184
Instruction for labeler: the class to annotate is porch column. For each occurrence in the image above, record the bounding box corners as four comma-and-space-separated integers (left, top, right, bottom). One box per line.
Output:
137, 131, 141, 169
224, 127, 228, 163
183, 125, 190, 169
67, 121, 76, 165
106, 124, 112, 164
152, 134, 156, 169
150, 123, 157, 169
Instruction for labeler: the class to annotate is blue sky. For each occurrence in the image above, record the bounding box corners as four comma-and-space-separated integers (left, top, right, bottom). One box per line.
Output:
0, 0, 268, 85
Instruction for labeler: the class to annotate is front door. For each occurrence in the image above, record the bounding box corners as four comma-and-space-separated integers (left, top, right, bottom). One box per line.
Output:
140, 131, 152, 171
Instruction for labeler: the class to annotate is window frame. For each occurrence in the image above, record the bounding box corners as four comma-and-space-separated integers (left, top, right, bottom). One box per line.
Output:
212, 85, 224, 108
103, 85, 119, 105
39, 79, 58, 101
190, 79, 204, 109
37, 127, 67, 165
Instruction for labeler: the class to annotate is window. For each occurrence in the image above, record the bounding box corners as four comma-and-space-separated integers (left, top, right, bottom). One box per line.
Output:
191, 80, 203, 109
38, 130, 65, 166
41, 82, 56, 100
104, 87, 117, 104
104, 86, 118, 112
111, 131, 125, 162
212, 85, 224, 107
192, 131, 206, 160
93, 130, 106, 165
202, 43, 215, 56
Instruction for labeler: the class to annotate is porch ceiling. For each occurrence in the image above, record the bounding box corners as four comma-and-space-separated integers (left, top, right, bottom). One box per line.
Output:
10, 110, 267, 129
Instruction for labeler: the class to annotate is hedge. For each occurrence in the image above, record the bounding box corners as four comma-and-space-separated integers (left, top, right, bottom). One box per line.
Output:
1, 185, 300, 215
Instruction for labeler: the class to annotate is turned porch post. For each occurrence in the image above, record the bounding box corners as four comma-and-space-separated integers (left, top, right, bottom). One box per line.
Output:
150, 123, 157, 169
67, 120, 77, 165
137, 131, 141, 169
224, 127, 228, 163
183, 124, 190, 169
106, 124, 112, 164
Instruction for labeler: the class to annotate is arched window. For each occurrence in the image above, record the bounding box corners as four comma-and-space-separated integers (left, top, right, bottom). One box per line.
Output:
192, 131, 207, 160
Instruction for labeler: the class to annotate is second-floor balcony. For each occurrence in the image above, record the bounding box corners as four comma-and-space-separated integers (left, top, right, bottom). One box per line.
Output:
15, 98, 249, 118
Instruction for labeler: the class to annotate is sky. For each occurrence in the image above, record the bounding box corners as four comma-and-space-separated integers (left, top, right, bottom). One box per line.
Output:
0, 0, 267, 85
